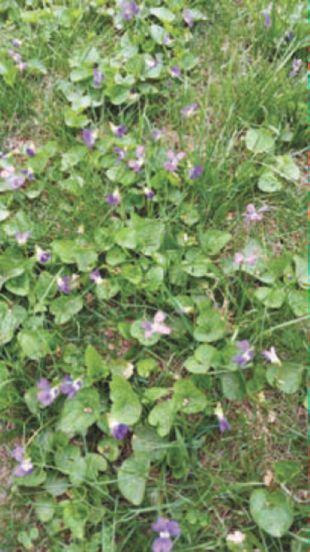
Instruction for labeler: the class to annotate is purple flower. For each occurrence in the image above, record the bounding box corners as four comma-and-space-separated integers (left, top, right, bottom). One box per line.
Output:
214, 404, 231, 433
180, 102, 198, 118
183, 9, 194, 27
35, 246, 51, 263
26, 144, 36, 157
111, 423, 129, 440
285, 31, 294, 42
105, 190, 121, 206
37, 379, 60, 407
152, 128, 163, 141
21, 168, 35, 181
8, 49, 22, 63
18, 62, 27, 72
128, 145, 145, 172
243, 203, 269, 223
163, 33, 172, 46
114, 146, 127, 161
82, 128, 97, 149
164, 150, 185, 172
111, 124, 127, 138
233, 340, 255, 367
90, 269, 103, 284
8, 174, 26, 189
15, 231, 31, 245
234, 252, 258, 268
12, 39, 22, 48
141, 311, 171, 339
170, 66, 181, 78
289, 58, 302, 77
188, 164, 204, 179
262, 9, 271, 29
144, 187, 155, 199
12, 446, 33, 477
93, 67, 104, 88
120, 1, 140, 20
60, 375, 82, 399
262, 346, 281, 365
57, 275, 71, 294
152, 518, 181, 552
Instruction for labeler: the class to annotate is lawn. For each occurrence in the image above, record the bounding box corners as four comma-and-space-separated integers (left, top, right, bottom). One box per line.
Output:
0, 1, 307, 551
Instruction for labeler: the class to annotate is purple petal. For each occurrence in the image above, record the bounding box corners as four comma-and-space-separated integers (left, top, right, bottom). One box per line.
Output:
166, 520, 181, 538
152, 537, 173, 552
189, 164, 204, 179
121, 1, 140, 20
93, 67, 104, 87
152, 518, 170, 534
82, 129, 96, 149
219, 416, 231, 433
11, 446, 25, 462
111, 423, 129, 440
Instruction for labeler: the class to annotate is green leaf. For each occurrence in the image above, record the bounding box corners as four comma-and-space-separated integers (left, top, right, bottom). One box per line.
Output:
0, 251, 25, 288
148, 399, 176, 436
293, 255, 307, 288
110, 375, 141, 425
64, 107, 89, 128
287, 290, 307, 316
62, 500, 88, 540
274, 461, 300, 484
200, 230, 232, 255
221, 372, 246, 400
137, 358, 157, 377
258, 171, 283, 192
18, 329, 51, 360
194, 311, 227, 342
149, 24, 167, 45
117, 453, 150, 505
254, 286, 286, 309
34, 496, 55, 522
0, 303, 27, 345
266, 363, 303, 394
85, 345, 109, 380
275, 155, 300, 181
245, 128, 275, 154
130, 319, 160, 346
85, 453, 108, 478
45, 474, 69, 497
174, 379, 207, 413
184, 344, 218, 374
57, 388, 100, 435
50, 296, 83, 325
150, 7, 175, 21
15, 469, 46, 487
250, 489, 294, 537
132, 426, 166, 461
114, 227, 137, 249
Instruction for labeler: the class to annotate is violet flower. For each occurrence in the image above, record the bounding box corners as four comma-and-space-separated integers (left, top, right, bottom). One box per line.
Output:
8, 174, 26, 189
144, 187, 155, 199
214, 403, 231, 433
12, 446, 33, 477
57, 275, 71, 295
111, 423, 129, 440
233, 340, 255, 367
262, 346, 281, 365
164, 150, 185, 172
35, 246, 51, 263
90, 269, 103, 284
110, 124, 127, 138
93, 67, 104, 88
82, 128, 97, 149
12, 39, 22, 48
114, 146, 127, 160
21, 168, 35, 181
262, 9, 271, 29
289, 58, 302, 77
152, 128, 163, 141
170, 66, 181, 78
234, 251, 258, 268
37, 378, 60, 407
120, 1, 140, 20
152, 517, 181, 552
60, 375, 82, 399
26, 144, 36, 157
243, 204, 268, 223
188, 164, 204, 179
105, 190, 121, 206
128, 145, 145, 172
180, 102, 198, 118
141, 311, 171, 339
183, 9, 194, 27
15, 231, 31, 245
285, 31, 294, 42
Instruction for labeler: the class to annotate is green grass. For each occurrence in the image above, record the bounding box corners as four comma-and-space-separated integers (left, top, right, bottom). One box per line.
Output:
0, 1, 307, 551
